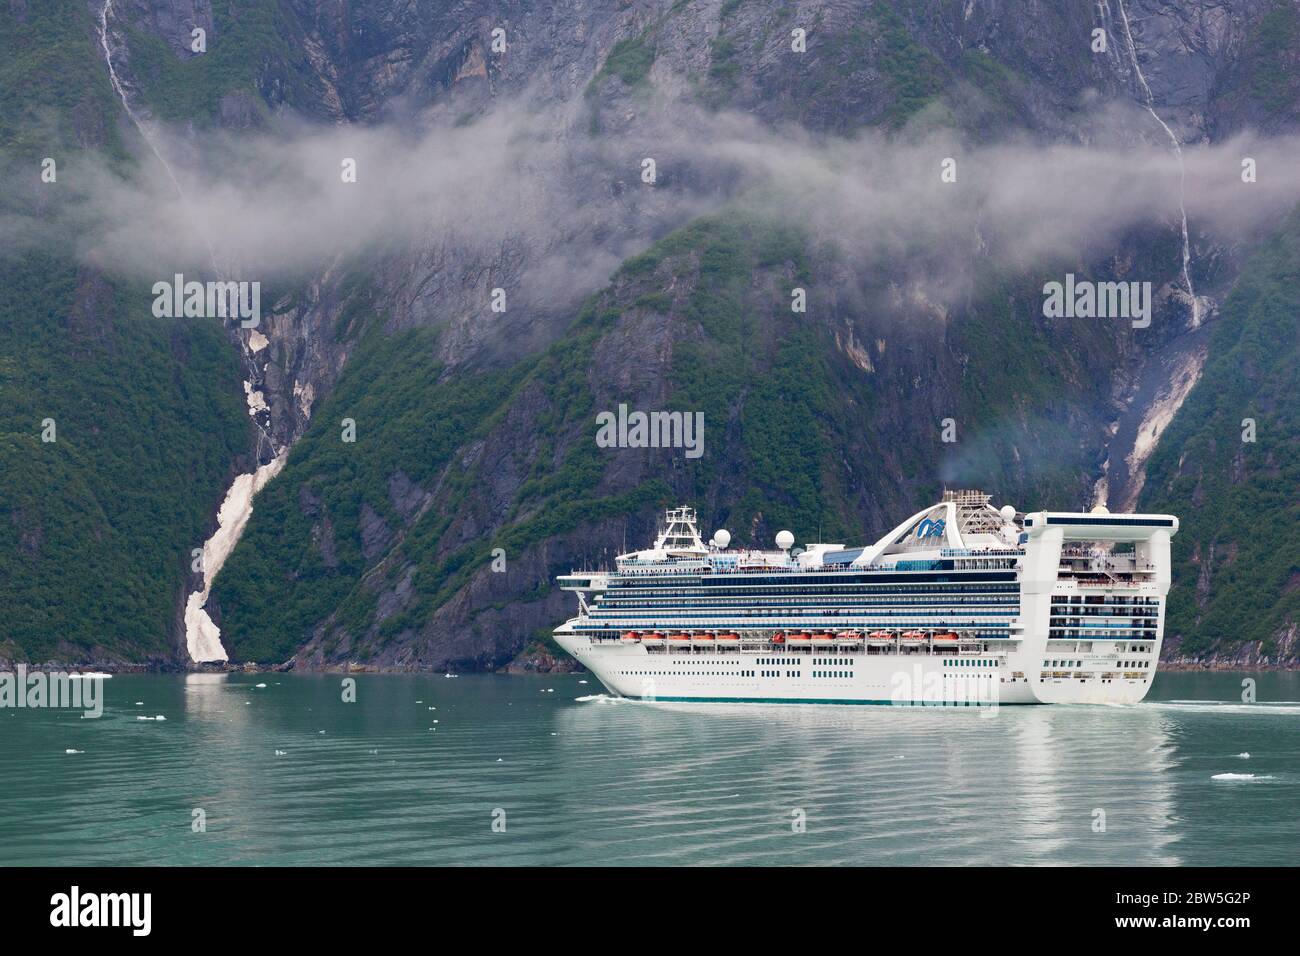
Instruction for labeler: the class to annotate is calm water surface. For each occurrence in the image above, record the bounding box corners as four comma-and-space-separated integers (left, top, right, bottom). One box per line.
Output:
1, 671, 1296, 865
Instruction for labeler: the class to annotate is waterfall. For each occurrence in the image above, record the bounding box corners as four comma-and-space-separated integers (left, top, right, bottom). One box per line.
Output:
1110, 0, 1202, 327
98, 0, 283, 663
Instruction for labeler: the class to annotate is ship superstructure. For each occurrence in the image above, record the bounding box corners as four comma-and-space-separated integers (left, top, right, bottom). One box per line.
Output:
554, 491, 1177, 705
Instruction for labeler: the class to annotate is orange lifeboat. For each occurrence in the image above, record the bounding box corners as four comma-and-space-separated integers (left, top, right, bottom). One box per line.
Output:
813, 632, 836, 642
718, 632, 739, 641
933, 631, 959, 642
668, 632, 691, 641
695, 632, 715, 641
650, 631, 668, 641
901, 630, 926, 642
791, 632, 812, 642
771, 632, 787, 644
868, 630, 894, 641
621, 631, 640, 641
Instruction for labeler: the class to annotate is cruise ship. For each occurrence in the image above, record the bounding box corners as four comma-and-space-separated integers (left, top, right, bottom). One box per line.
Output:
554, 491, 1178, 705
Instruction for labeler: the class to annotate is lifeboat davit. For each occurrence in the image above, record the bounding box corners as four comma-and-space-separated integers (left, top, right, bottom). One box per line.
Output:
621, 631, 640, 641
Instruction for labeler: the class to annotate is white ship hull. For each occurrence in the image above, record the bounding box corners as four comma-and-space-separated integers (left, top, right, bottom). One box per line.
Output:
555, 631, 1159, 706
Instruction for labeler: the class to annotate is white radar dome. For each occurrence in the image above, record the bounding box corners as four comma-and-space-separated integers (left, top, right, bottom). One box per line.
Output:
999, 504, 1016, 523
713, 529, 731, 549
775, 530, 795, 550
1090, 504, 1110, 515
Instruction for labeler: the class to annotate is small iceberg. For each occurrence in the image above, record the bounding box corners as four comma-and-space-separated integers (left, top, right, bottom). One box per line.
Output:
1237, 752, 1251, 759
254, 683, 267, 689
274, 750, 287, 756
1211, 772, 1273, 781
65, 749, 83, 754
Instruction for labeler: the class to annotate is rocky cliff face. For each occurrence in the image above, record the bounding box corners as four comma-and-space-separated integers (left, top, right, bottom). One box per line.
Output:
3, 0, 1297, 668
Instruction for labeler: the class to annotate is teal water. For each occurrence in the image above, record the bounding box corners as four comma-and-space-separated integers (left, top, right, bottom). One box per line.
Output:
0, 671, 1296, 866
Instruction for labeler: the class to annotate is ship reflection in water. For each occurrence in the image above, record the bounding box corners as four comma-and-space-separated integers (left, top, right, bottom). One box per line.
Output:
0, 671, 1295, 866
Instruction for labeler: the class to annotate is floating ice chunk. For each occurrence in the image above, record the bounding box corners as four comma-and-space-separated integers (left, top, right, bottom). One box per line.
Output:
578, 680, 588, 684
274, 750, 287, 756
1237, 752, 1251, 759
134, 701, 143, 706
65, 749, 83, 754
1212, 772, 1267, 780
255, 683, 267, 688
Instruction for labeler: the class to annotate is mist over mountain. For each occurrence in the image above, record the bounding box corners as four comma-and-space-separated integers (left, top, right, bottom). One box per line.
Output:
1, 0, 1297, 669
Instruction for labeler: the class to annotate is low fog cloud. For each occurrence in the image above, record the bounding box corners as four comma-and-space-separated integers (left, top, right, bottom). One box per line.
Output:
7, 92, 1300, 310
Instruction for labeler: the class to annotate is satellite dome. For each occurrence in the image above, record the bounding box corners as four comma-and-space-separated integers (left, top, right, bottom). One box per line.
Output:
999, 504, 1016, 523
713, 529, 731, 549
1090, 504, 1110, 515
775, 530, 795, 550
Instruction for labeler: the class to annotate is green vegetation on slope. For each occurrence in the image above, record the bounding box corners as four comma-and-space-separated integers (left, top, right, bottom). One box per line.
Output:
0, 3, 126, 157
1141, 214, 1300, 657
0, 6, 250, 663
122, 1, 315, 123
0, 255, 249, 661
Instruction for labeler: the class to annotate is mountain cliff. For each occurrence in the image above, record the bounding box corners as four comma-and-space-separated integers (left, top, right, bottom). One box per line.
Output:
2, 0, 1298, 669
